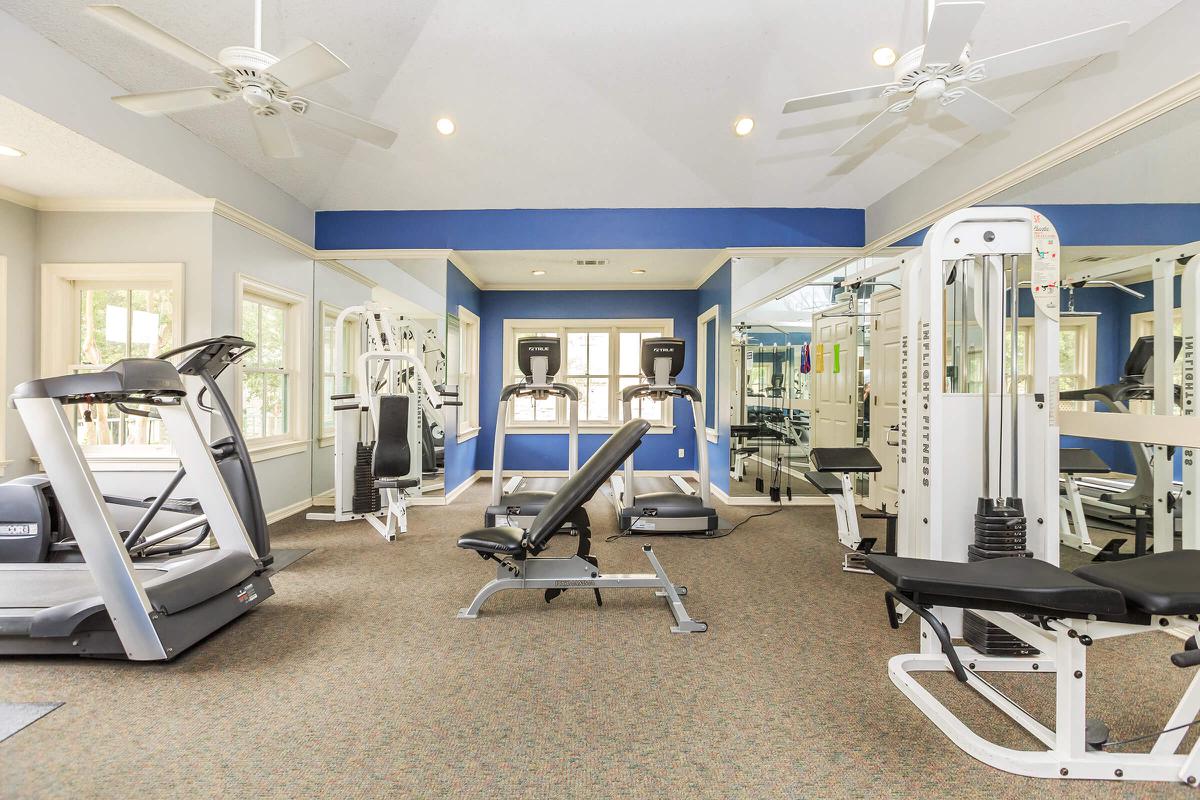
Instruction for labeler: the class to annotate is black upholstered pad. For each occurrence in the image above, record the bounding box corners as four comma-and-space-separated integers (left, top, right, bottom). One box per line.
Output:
1060, 448, 1110, 475
375, 478, 420, 490
865, 555, 1127, 617
373, 395, 412, 478
811, 447, 882, 473
804, 471, 843, 495
457, 526, 525, 555
1074, 551, 1200, 615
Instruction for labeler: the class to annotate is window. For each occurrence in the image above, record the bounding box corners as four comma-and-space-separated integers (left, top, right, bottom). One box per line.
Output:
961, 317, 1095, 405
40, 263, 183, 462
503, 319, 674, 430
458, 306, 481, 438
235, 275, 308, 456
1129, 308, 1182, 414
319, 304, 360, 442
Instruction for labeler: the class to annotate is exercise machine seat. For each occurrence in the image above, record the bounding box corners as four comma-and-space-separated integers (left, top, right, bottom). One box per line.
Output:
1074, 550, 1200, 616
375, 478, 420, 490
810, 447, 882, 473
373, 395, 412, 479
865, 555, 1127, 617
455, 526, 526, 556
804, 472, 844, 495
1059, 448, 1110, 475
459, 419, 650, 555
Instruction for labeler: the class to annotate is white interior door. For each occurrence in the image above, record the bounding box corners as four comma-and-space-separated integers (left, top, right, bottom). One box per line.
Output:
868, 289, 902, 511
811, 309, 857, 449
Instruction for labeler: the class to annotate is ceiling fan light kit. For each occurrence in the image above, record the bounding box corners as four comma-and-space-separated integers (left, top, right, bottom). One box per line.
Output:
88, 2, 398, 159
781, 0, 1131, 157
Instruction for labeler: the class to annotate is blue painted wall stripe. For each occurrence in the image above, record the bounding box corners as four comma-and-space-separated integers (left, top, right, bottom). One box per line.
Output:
893, 203, 1200, 248
316, 207, 865, 250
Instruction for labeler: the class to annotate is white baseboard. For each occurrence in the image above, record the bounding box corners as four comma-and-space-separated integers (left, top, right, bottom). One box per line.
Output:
266, 497, 314, 524
445, 470, 484, 503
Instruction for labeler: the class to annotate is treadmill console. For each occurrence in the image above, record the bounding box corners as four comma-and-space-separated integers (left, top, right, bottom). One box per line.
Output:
517, 337, 561, 387
641, 338, 685, 387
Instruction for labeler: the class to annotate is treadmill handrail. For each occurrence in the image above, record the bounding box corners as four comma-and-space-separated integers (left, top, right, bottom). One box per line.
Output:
622, 383, 702, 402
498, 381, 581, 402
491, 381, 581, 507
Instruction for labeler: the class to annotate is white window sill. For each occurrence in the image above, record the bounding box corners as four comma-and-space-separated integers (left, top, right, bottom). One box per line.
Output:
705, 429, 719, 444
247, 439, 310, 463
0, 459, 11, 477
504, 424, 676, 435
317, 434, 335, 449
457, 426, 481, 444
33, 454, 182, 472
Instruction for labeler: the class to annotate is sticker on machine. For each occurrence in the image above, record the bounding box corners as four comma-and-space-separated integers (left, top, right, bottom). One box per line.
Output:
1030, 212, 1060, 322
236, 584, 259, 604
633, 520, 656, 530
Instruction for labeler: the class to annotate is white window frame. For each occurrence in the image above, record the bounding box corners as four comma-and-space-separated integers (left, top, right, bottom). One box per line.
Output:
40, 262, 184, 470
501, 318, 675, 434
457, 305, 481, 442
234, 274, 310, 462
697, 304, 720, 444
317, 302, 360, 448
1129, 308, 1181, 414
1057, 315, 1098, 410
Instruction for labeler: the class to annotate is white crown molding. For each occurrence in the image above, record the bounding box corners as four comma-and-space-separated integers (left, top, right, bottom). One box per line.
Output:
864, 69, 1200, 254
0, 184, 39, 209
37, 197, 216, 213
484, 281, 695, 291
320, 258, 378, 288
446, 251, 484, 288
213, 199, 315, 258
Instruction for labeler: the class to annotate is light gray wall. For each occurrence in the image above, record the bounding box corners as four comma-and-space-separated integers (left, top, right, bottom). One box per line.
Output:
866, 3, 1200, 243
0, 199, 38, 478
211, 216, 314, 517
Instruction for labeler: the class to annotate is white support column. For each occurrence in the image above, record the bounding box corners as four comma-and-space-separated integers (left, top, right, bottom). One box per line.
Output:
1055, 630, 1087, 762
1153, 258, 1176, 551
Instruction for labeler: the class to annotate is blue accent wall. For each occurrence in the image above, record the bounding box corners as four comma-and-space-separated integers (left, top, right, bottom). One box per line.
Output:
478, 290, 701, 475
317, 207, 864, 250
444, 262, 482, 493
894, 203, 1200, 248
698, 262, 732, 494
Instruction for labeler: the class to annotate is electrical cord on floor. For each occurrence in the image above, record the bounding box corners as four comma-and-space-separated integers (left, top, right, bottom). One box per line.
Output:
701, 502, 784, 538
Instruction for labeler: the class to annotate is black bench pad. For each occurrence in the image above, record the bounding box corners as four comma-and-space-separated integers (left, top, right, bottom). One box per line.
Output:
865, 555, 1127, 617
1060, 448, 1110, 475
811, 447, 882, 473
804, 471, 844, 495
375, 478, 420, 490
1074, 551, 1200, 616
457, 526, 525, 555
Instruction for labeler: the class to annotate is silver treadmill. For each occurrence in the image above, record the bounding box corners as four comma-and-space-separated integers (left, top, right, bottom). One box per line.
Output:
485, 337, 580, 528
612, 338, 718, 534
0, 358, 272, 660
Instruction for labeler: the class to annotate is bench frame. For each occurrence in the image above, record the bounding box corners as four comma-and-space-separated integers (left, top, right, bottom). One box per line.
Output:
893, 609, 1200, 785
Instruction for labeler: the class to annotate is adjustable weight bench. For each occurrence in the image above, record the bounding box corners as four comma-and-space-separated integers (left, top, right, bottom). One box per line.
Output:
456, 418, 706, 634
805, 447, 886, 572
866, 550, 1200, 786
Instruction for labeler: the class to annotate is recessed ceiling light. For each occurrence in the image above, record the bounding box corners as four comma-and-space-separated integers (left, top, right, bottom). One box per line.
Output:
631, 269, 647, 275
531, 269, 546, 276
436, 118, 456, 136
0, 144, 25, 158
733, 117, 755, 137
872, 47, 897, 67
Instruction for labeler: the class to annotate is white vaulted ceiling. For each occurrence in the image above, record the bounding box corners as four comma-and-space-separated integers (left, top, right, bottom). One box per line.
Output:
0, 0, 1182, 211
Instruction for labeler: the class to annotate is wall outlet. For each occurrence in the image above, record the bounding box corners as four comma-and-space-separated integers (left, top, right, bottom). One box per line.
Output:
677, 448, 685, 458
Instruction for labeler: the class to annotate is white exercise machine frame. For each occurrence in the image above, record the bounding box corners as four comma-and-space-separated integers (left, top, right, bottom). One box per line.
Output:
307, 302, 443, 539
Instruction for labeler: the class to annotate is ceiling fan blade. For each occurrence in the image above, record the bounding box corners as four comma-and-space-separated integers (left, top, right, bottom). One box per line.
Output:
832, 102, 911, 156
292, 99, 397, 149
782, 83, 896, 114
252, 111, 300, 159
922, 1, 986, 66
113, 87, 231, 115
87, 4, 226, 75
267, 41, 349, 91
972, 22, 1130, 82
940, 87, 1014, 133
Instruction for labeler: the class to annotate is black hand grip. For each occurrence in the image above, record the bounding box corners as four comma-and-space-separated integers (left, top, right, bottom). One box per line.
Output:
330, 393, 356, 401
442, 401, 464, 407
439, 390, 460, 398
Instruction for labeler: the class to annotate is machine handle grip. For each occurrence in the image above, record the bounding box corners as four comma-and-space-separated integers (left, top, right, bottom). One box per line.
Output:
442, 401, 464, 407
1171, 649, 1200, 668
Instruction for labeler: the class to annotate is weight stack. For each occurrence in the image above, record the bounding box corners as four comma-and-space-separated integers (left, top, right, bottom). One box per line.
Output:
964, 497, 1039, 657
352, 443, 382, 514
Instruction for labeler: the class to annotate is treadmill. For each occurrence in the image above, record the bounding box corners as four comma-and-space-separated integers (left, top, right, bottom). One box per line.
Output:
485, 337, 580, 528
0, 358, 273, 660
612, 337, 719, 534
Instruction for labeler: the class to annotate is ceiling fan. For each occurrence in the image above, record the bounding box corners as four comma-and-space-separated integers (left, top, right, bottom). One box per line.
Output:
87, 2, 398, 159
781, 0, 1130, 155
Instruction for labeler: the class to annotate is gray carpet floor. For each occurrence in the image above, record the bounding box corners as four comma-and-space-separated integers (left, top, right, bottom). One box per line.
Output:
1, 482, 1194, 799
